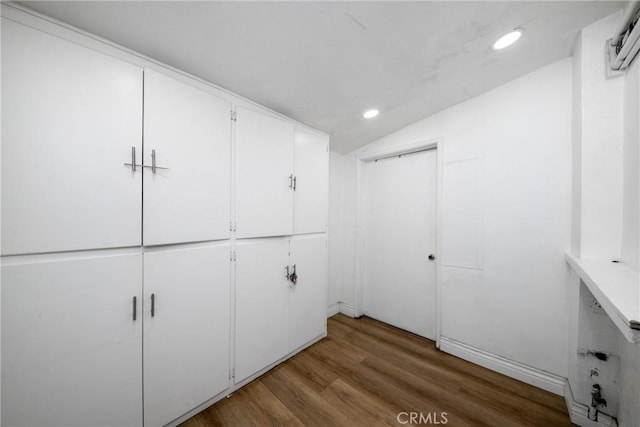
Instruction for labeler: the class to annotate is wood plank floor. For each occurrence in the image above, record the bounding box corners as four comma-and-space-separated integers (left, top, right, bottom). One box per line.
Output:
181, 314, 571, 426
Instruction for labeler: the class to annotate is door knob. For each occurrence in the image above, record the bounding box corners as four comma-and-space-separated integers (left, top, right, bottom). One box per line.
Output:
428, 254, 436, 261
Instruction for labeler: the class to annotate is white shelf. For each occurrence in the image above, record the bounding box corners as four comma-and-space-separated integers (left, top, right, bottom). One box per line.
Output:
566, 253, 640, 344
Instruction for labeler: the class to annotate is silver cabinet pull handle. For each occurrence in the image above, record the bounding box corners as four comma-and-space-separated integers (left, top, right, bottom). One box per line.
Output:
124, 147, 143, 170
124, 148, 167, 172
132, 296, 137, 321
288, 174, 293, 189
290, 264, 298, 285
151, 293, 155, 317
285, 266, 290, 281
293, 176, 297, 191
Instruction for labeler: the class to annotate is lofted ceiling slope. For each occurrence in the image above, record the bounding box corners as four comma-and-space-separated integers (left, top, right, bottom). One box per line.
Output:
16, 1, 625, 153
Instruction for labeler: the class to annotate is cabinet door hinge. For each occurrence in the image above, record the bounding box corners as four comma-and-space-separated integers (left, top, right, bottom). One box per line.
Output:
230, 111, 237, 122
230, 251, 237, 262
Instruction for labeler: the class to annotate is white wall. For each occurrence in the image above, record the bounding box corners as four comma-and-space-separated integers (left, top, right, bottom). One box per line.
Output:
622, 58, 639, 271
439, 58, 572, 378
331, 58, 573, 377
568, 33, 583, 398
576, 12, 624, 261
572, 34, 583, 257
328, 151, 357, 314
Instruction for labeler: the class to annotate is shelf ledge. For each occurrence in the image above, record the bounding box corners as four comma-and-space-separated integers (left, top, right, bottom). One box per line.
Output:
566, 253, 640, 344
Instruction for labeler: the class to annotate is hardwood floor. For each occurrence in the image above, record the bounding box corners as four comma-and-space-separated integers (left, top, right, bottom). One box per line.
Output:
181, 314, 571, 426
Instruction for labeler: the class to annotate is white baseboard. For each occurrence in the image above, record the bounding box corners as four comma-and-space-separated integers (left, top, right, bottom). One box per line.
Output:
564, 381, 618, 427
327, 302, 356, 318
439, 336, 566, 396
327, 303, 340, 317
338, 302, 355, 317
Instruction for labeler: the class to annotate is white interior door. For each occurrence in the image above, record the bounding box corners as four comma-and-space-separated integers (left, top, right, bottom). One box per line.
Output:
293, 128, 330, 234
1, 19, 143, 255
235, 107, 294, 238
235, 238, 290, 382
289, 235, 328, 352
143, 244, 230, 427
1, 253, 143, 427
363, 150, 437, 339
143, 69, 231, 246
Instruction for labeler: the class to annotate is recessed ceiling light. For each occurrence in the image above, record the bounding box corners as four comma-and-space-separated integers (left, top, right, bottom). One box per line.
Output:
363, 109, 379, 119
493, 29, 522, 50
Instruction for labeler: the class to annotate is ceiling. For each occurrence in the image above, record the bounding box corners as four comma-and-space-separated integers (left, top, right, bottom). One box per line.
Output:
17, 1, 625, 153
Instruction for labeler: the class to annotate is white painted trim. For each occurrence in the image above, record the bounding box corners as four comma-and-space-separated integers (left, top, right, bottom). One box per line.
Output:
326, 302, 356, 318
564, 381, 618, 427
327, 303, 340, 317
434, 139, 444, 348
439, 336, 566, 396
354, 138, 443, 340
338, 302, 356, 318
354, 157, 366, 318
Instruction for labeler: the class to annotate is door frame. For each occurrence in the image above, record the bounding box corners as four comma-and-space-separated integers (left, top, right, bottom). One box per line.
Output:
354, 138, 444, 347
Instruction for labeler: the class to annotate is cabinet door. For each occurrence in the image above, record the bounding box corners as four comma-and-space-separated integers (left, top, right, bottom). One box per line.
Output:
143, 244, 230, 427
235, 107, 294, 238
289, 235, 328, 352
293, 129, 330, 234
1, 254, 143, 427
143, 70, 231, 246
235, 239, 290, 382
1, 19, 143, 255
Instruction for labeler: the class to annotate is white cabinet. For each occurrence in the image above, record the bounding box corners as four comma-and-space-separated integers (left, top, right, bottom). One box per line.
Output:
235, 108, 329, 239
143, 244, 230, 427
234, 235, 327, 383
1, 13, 328, 427
235, 107, 295, 238
1, 254, 143, 427
1, 246, 232, 427
293, 129, 330, 234
1, 18, 143, 255
1, 19, 234, 254
289, 235, 328, 351
143, 70, 231, 246
234, 238, 290, 382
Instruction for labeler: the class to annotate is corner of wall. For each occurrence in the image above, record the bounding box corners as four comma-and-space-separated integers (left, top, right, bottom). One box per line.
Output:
328, 150, 358, 310
621, 59, 640, 271
571, 30, 583, 257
